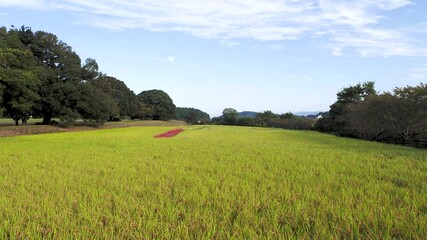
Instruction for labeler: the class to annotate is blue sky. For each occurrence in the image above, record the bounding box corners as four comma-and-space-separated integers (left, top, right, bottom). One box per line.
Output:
1, 0, 426, 117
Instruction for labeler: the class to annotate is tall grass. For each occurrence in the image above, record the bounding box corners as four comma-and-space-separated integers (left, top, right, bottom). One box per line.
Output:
0, 126, 426, 239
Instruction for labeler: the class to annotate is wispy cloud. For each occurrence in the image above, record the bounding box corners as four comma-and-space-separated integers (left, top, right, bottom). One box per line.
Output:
2, 0, 426, 57
0, 0, 45, 9
332, 47, 343, 56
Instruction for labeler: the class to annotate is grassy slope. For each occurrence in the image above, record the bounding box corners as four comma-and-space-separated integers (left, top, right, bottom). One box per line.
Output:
0, 126, 426, 239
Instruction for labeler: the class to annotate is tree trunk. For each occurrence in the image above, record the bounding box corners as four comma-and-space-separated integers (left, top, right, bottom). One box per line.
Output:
42, 112, 52, 125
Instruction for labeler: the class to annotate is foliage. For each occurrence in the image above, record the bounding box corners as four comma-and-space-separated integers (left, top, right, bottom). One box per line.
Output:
175, 107, 210, 124
0, 47, 40, 125
321, 81, 376, 135
137, 89, 176, 120
214, 109, 315, 130
318, 82, 427, 146
91, 76, 140, 120
347, 83, 427, 145
77, 82, 120, 124
254, 110, 278, 127
280, 112, 297, 119
0, 126, 426, 238
0, 25, 171, 125
222, 108, 239, 125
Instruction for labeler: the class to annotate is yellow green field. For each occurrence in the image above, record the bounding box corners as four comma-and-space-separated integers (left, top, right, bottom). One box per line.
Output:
0, 126, 426, 239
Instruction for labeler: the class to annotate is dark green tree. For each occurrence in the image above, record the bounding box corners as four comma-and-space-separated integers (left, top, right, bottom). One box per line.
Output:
280, 112, 296, 119
254, 110, 277, 127
385, 84, 427, 144
81, 58, 100, 81
317, 81, 376, 135
175, 107, 210, 124
137, 89, 176, 120
92, 76, 140, 119
15, 27, 82, 124
0, 40, 40, 125
222, 108, 239, 125
77, 82, 119, 123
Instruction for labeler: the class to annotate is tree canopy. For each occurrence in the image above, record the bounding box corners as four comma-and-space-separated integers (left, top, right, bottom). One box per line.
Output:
137, 89, 176, 120
316, 82, 427, 146
0, 25, 184, 125
175, 107, 210, 124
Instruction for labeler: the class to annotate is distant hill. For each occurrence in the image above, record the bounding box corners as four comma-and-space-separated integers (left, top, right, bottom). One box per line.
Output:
217, 111, 326, 119
294, 111, 322, 116
239, 111, 258, 118
305, 112, 328, 119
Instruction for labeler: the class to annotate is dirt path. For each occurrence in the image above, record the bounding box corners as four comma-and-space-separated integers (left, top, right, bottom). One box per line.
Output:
0, 120, 187, 137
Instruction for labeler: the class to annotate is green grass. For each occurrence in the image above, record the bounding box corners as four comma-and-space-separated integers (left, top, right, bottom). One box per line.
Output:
0, 118, 43, 124
0, 126, 426, 239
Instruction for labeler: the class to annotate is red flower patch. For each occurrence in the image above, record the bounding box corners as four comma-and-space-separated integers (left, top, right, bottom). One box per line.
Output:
154, 128, 184, 138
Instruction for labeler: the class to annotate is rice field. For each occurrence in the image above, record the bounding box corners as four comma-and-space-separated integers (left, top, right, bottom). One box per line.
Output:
0, 125, 426, 239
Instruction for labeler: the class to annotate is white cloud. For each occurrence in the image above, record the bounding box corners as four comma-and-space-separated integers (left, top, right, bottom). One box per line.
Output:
167, 56, 175, 63
332, 47, 343, 56
0, 0, 45, 9
3, 0, 425, 57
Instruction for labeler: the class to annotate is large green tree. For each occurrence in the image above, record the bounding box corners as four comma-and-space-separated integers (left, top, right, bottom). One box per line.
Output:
15, 27, 82, 124
92, 76, 140, 119
0, 30, 40, 125
222, 108, 239, 125
77, 82, 119, 123
137, 89, 176, 120
175, 107, 210, 124
317, 81, 376, 135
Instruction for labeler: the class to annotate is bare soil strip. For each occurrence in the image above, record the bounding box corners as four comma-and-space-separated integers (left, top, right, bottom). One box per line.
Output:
0, 120, 187, 137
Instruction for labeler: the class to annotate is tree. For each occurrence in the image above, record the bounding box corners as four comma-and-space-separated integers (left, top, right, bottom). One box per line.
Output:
0, 46, 40, 125
237, 117, 254, 126
137, 89, 176, 120
332, 82, 427, 145
254, 110, 277, 127
280, 112, 297, 120
15, 27, 82, 124
77, 82, 119, 123
81, 58, 99, 81
383, 84, 427, 144
318, 81, 376, 136
347, 95, 389, 140
175, 107, 210, 124
92, 76, 140, 119
222, 108, 238, 125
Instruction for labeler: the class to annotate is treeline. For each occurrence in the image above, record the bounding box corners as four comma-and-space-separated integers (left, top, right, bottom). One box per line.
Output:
211, 108, 315, 130
315, 82, 427, 146
175, 107, 210, 124
0, 26, 178, 125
